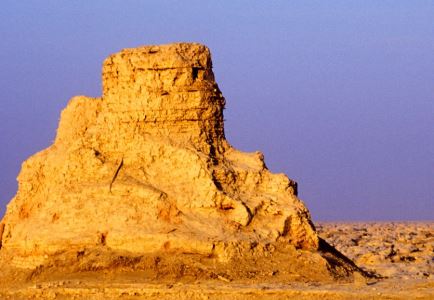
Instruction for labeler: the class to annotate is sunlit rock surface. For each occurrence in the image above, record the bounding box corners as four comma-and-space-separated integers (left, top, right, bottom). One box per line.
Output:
0, 43, 362, 287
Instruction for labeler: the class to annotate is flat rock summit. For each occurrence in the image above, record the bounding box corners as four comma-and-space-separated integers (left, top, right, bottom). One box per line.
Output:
0, 43, 364, 286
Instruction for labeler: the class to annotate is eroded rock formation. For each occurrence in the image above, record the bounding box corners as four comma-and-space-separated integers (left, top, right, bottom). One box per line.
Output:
0, 43, 362, 283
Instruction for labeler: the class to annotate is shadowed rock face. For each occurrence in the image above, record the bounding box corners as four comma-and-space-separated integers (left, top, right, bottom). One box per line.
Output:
0, 43, 362, 282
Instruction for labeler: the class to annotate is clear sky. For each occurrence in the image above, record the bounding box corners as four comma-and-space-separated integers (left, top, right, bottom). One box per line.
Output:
0, 1, 433, 221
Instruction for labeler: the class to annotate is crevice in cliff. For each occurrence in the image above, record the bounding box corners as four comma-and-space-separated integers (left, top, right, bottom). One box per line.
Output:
109, 158, 124, 192
192, 67, 199, 81
0, 222, 4, 250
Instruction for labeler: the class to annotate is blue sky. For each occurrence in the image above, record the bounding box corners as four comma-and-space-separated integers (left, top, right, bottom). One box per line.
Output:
1, 1, 433, 220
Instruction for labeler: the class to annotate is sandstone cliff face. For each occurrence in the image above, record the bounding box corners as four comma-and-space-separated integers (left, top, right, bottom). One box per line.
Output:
0, 43, 361, 282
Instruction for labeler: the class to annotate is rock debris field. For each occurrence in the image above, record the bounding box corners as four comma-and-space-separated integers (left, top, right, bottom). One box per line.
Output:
317, 221, 433, 280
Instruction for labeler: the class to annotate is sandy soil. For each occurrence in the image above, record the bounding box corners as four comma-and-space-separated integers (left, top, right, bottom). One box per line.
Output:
0, 222, 432, 299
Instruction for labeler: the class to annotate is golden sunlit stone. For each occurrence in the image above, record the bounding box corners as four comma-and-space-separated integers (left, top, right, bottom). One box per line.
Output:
0, 43, 363, 289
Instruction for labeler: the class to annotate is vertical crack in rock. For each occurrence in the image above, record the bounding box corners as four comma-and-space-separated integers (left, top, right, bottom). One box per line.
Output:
0, 222, 4, 250
109, 158, 124, 193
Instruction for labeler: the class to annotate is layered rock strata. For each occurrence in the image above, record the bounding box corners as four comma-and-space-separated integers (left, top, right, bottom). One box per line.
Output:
0, 43, 362, 283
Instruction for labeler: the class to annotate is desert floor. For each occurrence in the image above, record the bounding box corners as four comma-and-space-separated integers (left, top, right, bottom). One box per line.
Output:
1, 222, 432, 299
317, 221, 433, 280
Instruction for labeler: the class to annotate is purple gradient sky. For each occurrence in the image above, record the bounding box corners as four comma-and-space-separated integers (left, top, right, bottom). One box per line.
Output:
0, 1, 433, 221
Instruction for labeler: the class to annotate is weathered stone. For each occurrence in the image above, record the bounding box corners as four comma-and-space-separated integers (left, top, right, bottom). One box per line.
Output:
0, 43, 362, 282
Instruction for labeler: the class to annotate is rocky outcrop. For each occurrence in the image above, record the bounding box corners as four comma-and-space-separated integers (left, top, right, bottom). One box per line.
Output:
0, 43, 363, 283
